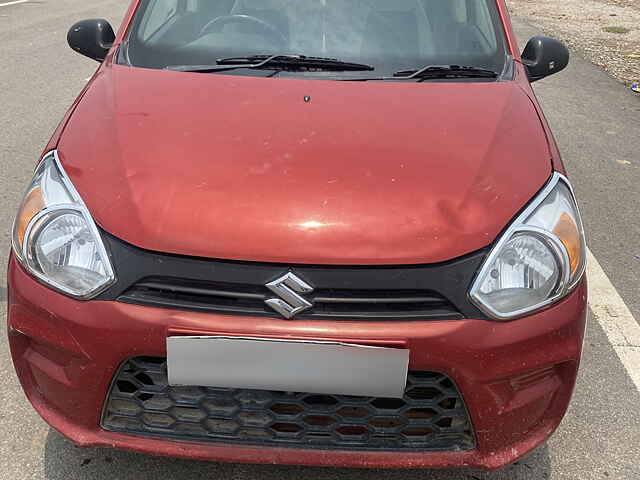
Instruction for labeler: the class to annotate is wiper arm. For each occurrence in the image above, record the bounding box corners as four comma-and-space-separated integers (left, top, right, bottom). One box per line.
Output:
167, 54, 374, 73
219, 54, 375, 71
393, 65, 498, 80
341, 65, 499, 82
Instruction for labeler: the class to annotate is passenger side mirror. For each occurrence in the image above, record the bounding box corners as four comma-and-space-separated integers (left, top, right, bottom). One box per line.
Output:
68, 19, 115, 62
522, 36, 569, 82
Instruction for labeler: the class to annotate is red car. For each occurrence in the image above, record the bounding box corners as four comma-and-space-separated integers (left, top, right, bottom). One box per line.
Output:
8, 0, 587, 471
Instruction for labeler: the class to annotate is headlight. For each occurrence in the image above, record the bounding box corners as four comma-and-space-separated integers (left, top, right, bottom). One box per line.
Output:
12, 151, 115, 298
470, 173, 586, 320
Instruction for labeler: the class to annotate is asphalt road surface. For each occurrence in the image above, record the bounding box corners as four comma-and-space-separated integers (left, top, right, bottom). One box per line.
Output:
1, 1, 639, 479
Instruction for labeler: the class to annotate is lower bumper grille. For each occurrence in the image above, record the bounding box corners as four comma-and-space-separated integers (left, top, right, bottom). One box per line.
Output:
102, 357, 475, 452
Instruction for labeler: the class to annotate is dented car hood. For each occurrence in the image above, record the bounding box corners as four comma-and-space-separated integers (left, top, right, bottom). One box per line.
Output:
57, 65, 551, 265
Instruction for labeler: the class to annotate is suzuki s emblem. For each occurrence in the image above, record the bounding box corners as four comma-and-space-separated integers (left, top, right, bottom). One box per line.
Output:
265, 272, 314, 319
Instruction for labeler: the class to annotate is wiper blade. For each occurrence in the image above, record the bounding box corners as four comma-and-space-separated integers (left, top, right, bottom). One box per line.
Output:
219, 54, 375, 71
340, 64, 499, 82
167, 54, 374, 73
393, 65, 498, 79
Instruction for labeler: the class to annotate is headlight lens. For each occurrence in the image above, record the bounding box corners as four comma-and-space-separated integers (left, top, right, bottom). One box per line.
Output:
12, 151, 115, 298
470, 173, 586, 320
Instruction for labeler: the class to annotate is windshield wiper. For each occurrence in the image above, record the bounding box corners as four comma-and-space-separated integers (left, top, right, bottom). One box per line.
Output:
394, 65, 498, 80
341, 65, 499, 82
167, 54, 374, 73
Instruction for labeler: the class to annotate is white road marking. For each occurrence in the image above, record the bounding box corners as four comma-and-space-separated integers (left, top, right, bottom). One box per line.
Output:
588, 249, 640, 392
0, 0, 28, 6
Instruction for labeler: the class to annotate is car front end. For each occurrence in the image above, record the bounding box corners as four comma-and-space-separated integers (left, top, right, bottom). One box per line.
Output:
7, 0, 587, 471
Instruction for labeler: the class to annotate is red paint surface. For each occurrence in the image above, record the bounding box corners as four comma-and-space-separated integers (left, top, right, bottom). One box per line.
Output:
57, 64, 551, 265
8, 258, 587, 470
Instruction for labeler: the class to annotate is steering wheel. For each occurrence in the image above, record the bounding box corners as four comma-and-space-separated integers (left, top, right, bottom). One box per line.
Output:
199, 15, 287, 46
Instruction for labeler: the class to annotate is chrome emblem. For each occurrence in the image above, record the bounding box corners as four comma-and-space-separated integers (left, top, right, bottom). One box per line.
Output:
265, 272, 314, 319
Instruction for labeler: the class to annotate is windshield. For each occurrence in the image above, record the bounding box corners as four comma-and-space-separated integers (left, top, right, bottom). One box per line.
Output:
122, 0, 509, 80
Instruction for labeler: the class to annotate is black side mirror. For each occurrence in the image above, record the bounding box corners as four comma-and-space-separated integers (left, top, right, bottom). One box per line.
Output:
522, 36, 569, 82
68, 19, 115, 62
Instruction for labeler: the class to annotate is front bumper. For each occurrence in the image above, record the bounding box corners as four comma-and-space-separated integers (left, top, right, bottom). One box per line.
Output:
7, 255, 587, 470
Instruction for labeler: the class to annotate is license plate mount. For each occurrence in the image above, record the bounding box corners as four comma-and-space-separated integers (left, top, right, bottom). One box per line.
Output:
167, 336, 410, 399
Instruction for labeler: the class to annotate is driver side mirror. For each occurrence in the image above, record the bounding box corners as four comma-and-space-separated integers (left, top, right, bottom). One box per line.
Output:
522, 36, 569, 82
68, 19, 115, 62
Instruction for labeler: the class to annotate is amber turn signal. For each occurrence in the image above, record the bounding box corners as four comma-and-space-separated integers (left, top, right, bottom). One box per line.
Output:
553, 212, 582, 277
14, 186, 44, 250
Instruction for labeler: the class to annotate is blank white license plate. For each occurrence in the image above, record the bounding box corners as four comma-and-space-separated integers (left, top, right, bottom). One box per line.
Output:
167, 336, 410, 399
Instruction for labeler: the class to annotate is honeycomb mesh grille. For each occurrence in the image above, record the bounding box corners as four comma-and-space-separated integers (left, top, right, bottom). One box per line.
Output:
101, 357, 475, 452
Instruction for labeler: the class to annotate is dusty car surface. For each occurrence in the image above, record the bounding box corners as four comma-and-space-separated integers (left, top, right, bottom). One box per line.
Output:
8, 0, 586, 471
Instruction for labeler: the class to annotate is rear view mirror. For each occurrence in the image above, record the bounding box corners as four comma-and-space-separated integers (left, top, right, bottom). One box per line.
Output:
522, 36, 569, 82
68, 19, 115, 62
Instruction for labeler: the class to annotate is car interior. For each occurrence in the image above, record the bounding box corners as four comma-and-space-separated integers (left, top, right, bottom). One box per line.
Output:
126, 0, 505, 73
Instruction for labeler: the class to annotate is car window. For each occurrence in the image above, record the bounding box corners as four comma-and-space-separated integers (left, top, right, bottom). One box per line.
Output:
124, 0, 508, 80
452, 0, 498, 50
140, 0, 178, 40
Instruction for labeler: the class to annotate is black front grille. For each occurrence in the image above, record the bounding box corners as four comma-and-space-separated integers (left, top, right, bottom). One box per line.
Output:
98, 230, 490, 320
102, 357, 475, 452
118, 277, 462, 320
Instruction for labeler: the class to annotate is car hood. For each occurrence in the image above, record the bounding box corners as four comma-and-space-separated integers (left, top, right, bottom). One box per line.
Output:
58, 65, 551, 265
